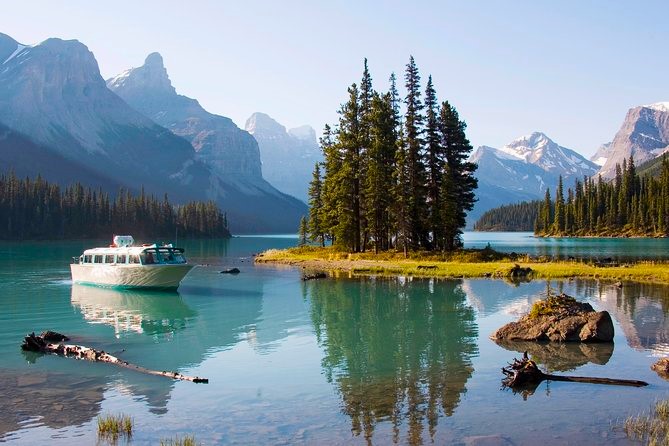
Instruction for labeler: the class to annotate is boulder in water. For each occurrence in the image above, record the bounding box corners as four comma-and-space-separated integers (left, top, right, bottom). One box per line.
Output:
491, 293, 614, 342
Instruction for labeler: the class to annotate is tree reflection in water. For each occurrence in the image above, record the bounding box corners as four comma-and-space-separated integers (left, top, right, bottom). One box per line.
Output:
308, 276, 478, 445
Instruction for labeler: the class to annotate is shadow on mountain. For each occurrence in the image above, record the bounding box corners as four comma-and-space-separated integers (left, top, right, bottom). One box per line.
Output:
308, 277, 478, 445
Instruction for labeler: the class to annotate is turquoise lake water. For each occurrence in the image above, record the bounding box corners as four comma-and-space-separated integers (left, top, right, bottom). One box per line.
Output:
0, 234, 668, 445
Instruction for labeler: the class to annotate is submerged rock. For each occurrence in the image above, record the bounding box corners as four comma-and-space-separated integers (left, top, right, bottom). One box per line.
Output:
302, 272, 327, 281
220, 268, 241, 274
491, 293, 614, 342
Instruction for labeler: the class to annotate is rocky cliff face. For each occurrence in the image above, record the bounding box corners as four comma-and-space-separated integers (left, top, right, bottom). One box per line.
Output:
245, 112, 321, 202
469, 133, 598, 226
108, 53, 307, 232
0, 33, 206, 201
107, 53, 262, 180
595, 103, 669, 178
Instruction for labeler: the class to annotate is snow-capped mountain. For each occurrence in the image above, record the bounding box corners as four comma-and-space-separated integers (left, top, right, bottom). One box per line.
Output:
108, 53, 308, 232
245, 112, 321, 202
594, 102, 669, 178
469, 132, 599, 226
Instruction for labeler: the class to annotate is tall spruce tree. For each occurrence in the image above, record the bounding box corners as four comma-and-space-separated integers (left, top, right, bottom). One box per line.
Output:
423, 75, 443, 248
403, 56, 427, 249
364, 92, 397, 253
438, 101, 478, 250
335, 84, 362, 251
308, 162, 326, 246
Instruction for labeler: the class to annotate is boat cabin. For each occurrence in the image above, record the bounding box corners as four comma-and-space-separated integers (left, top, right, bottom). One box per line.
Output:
77, 245, 187, 266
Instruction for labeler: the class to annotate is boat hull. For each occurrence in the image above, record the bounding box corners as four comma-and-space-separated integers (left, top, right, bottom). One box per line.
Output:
70, 264, 194, 290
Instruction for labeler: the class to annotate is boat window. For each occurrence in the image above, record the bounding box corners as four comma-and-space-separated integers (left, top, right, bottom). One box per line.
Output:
129, 255, 139, 264
105, 255, 115, 264
142, 251, 156, 264
84, 255, 92, 263
117, 254, 127, 264
158, 249, 174, 263
173, 252, 186, 263
94, 255, 103, 264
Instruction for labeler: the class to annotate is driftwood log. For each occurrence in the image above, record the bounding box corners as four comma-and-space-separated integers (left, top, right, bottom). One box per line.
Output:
22, 332, 208, 384
502, 352, 647, 390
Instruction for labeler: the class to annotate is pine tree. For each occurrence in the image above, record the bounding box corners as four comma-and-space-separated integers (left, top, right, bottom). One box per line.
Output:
364, 92, 397, 253
423, 75, 443, 248
553, 176, 565, 234
298, 215, 309, 246
403, 56, 427, 249
438, 101, 478, 250
308, 163, 325, 246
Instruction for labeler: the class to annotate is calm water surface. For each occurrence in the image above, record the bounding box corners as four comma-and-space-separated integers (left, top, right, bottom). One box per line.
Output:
0, 234, 668, 445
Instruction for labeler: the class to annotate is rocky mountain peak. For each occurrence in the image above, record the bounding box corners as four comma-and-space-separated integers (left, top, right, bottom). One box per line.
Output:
0, 33, 20, 62
288, 125, 317, 145
106, 51, 174, 95
245, 112, 287, 137
596, 102, 669, 178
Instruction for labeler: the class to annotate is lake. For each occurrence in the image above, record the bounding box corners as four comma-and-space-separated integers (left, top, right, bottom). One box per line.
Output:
0, 233, 667, 445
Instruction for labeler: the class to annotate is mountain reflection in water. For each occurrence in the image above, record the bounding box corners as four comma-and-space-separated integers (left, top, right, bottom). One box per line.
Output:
307, 277, 478, 445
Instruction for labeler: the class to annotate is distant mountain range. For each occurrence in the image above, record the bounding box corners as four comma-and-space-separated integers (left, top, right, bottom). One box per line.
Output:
470, 102, 669, 227
245, 112, 321, 202
468, 132, 599, 226
0, 33, 307, 233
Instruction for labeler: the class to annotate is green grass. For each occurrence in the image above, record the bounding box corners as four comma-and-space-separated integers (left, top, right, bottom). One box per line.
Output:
97, 413, 133, 442
623, 399, 669, 445
255, 246, 669, 284
160, 434, 198, 446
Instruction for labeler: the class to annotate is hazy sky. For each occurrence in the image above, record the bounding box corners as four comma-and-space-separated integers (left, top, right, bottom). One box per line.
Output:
2, 1, 667, 157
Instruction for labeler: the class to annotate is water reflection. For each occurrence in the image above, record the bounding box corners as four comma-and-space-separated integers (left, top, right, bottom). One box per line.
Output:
496, 340, 614, 372
308, 277, 478, 445
0, 371, 105, 440
575, 280, 669, 355
71, 284, 196, 337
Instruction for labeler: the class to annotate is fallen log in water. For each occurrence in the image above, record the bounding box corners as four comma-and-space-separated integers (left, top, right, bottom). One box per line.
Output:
502, 352, 647, 389
21, 332, 208, 384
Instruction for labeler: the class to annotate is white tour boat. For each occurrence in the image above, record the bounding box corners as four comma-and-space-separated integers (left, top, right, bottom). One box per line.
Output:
70, 235, 194, 290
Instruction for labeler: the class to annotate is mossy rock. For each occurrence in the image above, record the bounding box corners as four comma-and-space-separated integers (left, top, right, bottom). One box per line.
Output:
491, 293, 614, 343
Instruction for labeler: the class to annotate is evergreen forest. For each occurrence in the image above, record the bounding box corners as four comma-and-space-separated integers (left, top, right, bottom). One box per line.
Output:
474, 200, 541, 232
534, 155, 669, 236
306, 57, 478, 253
0, 172, 230, 240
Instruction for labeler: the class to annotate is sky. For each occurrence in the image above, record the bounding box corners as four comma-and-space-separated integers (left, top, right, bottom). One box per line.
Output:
2, 1, 668, 157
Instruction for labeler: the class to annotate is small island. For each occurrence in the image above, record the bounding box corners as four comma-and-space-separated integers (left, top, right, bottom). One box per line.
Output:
255, 245, 669, 284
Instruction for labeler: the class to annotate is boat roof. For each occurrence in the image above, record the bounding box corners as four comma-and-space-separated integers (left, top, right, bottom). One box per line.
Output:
82, 244, 183, 256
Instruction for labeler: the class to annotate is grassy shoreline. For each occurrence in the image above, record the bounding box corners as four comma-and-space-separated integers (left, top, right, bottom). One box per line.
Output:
254, 246, 669, 284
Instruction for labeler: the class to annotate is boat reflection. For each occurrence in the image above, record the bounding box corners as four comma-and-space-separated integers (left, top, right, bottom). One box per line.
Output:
71, 284, 196, 337
308, 277, 478, 445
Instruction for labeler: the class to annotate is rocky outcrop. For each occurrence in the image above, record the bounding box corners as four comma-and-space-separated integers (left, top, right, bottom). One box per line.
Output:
491, 293, 614, 342
596, 103, 669, 178
245, 112, 321, 202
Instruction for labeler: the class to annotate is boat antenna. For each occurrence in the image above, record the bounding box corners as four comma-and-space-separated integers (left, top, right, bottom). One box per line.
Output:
175, 225, 178, 246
